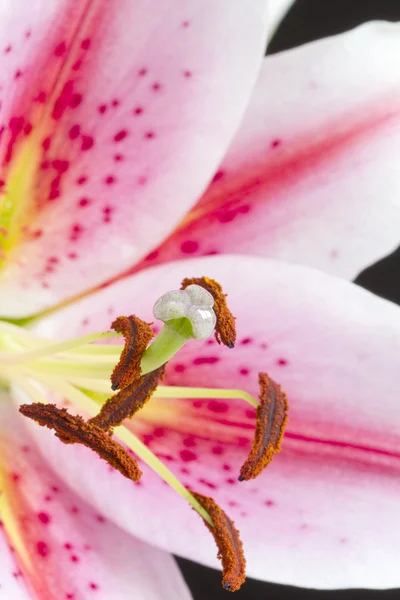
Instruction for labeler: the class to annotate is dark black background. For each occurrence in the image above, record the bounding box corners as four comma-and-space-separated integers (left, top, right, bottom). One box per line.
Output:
176, 1, 400, 599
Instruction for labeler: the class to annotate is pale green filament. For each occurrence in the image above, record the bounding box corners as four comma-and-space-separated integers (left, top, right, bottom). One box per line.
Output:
0, 318, 260, 532
13, 373, 212, 526
140, 318, 193, 374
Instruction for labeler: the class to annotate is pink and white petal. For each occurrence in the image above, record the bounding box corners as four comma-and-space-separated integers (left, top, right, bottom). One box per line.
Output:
0, 534, 32, 599
31, 255, 400, 588
0, 395, 192, 600
0, 0, 269, 318
138, 22, 400, 280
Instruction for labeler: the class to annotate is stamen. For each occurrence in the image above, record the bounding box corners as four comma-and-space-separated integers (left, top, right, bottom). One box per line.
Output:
192, 492, 246, 592
19, 403, 142, 482
239, 373, 288, 481
89, 366, 165, 431
181, 277, 236, 348
110, 315, 154, 390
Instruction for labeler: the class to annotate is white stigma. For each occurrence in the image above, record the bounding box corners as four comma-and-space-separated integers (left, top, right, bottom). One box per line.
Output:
153, 284, 216, 341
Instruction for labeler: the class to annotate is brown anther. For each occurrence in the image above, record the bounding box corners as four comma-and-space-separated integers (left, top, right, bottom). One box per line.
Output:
19, 403, 142, 482
111, 315, 154, 390
181, 276, 236, 348
192, 492, 246, 592
239, 373, 288, 481
89, 366, 165, 431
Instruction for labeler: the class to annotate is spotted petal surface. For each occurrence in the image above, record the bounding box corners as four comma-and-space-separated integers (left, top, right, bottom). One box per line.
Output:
140, 23, 400, 280
30, 255, 400, 589
0, 395, 192, 600
0, 0, 268, 317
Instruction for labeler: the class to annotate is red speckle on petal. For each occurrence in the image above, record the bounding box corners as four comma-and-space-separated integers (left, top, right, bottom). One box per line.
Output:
198, 478, 216, 489
81, 38, 91, 50
174, 363, 185, 373
54, 41, 66, 56
207, 400, 228, 413
138, 67, 148, 77
271, 138, 282, 148
180, 240, 199, 254
212, 446, 224, 456
42, 136, 51, 151
89, 582, 99, 590
69, 124, 80, 140
72, 59, 82, 71
70, 224, 84, 242
70, 93, 82, 109
81, 135, 94, 151
64, 542, 73, 550
239, 368, 249, 376
35, 91, 46, 103
111, 99, 120, 107
36, 541, 49, 557
77, 176, 87, 185
133, 106, 143, 116
183, 70, 192, 78
240, 337, 252, 345
114, 129, 128, 142
4, 45, 12, 54
277, 358, 288, 366
113, 153, 123, 162
183, 436, 196, 448
14, 70, 22, 80
144, 131, 155, 139
52, 159, 69, 173
265, 499, 275, 507
38, 512, 50, 525
182, 20, 190, 28
78, 197, 90, 207
105, 175, 115, 185
98, 104, 107, 114
71, 555, 79, 563
222, 464, 231, 471
151, 82, 162, 92
179, 449, 197, 462
192, 356, 219, 366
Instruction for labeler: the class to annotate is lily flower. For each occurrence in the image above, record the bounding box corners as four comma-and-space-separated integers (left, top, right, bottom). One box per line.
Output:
0, 1, 399, 598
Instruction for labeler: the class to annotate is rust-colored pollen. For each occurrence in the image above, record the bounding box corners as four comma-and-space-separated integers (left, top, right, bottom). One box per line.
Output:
110, 315, 154, 390
181, 276, 236, 348
89, 366, 165, 431
192, 492, 246, 592
239, 373, 288, 481
19, 403, 142, 482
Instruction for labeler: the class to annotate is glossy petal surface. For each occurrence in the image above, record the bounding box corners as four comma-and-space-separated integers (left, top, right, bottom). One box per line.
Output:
0, 0, 268, 317
142, 23, 400, 280
30, 255, 400, 588
0, 395, 192, 600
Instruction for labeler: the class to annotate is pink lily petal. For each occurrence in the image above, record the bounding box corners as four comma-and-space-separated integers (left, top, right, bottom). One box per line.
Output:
0, 0, 269, 318
30, 255, 400, 588
138, 23, 400, 280
0, 395, 192, 599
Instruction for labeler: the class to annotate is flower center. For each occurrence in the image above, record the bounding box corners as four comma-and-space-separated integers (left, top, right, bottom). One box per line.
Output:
0, 277, 288, 592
